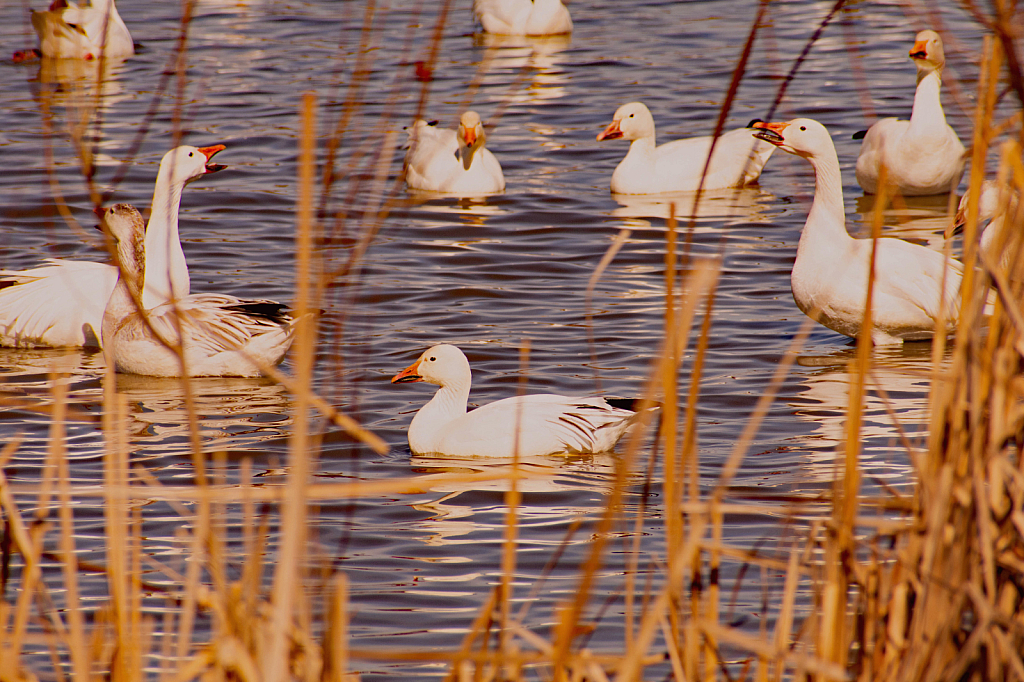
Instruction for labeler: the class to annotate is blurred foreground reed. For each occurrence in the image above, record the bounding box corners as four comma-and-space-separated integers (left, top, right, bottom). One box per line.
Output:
4, 2, 1024, 681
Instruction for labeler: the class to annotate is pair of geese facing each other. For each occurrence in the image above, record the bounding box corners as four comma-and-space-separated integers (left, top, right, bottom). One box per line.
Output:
14, 0, 134, 62
404, 106, 778, 195
405, 30, 964, 199
0, 145, 298, 377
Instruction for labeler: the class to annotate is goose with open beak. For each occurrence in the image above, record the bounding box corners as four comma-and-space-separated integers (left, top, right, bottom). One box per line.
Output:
753, 118, 969, 345
0, 144, 226, 348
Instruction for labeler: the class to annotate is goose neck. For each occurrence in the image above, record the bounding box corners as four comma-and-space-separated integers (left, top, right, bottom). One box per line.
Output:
410, 377, 470, 444
142, 164, 188, 306
804, 146, 849, 240
148, 168, 184, 245
910, 69, 946, 130
628, 134, 657, 157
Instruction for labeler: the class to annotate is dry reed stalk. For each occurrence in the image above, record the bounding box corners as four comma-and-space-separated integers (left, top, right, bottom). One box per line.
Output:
50, 373, 88, 682
263, 92, 318, 681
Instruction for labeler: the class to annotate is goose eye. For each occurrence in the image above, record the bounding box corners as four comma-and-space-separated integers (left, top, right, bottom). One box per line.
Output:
628, 113, 634, 118
800, 126, 806, 131
429, 356, 436, 362
188, 152, 194, 157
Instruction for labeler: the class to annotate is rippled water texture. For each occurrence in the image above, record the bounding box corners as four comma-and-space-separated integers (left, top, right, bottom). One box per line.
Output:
0, 0, 1013, 678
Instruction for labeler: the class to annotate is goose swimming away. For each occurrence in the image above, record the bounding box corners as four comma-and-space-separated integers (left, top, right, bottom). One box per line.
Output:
0, 144, 226, 348
22, 0, 134, 61
404, 112, 505, 195
753, 118, 966, 345
101, 204, 299, 378
391, 344, 651, 458
854, 30, 965, 196
953, 181, 1023, 272
596, 102, 776, 194
473, 0, 572, 35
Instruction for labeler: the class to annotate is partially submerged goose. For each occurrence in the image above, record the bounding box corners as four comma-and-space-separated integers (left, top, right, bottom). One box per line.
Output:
753, 118, 965, 345
597, 102, 776, 194
0, 144, 226, 348
953, 181, 1023, 272
854, 30, 965, 196
101, 204, 298, 378
26, 0, 134, 61
391, 344, 651, 458
404, 112, 505, 195
473, 0, 572, 35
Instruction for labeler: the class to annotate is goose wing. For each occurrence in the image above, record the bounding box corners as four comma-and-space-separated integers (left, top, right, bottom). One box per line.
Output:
0, 259, 116, 347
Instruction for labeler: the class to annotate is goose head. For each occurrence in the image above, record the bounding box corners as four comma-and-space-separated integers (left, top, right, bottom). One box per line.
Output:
391, 344, 471, 388
457, 112, 486, 171
752, 118, 832, 160
910, 30, 945, 80
102, 203, 147, 294
158, 144, 227, 189
597, 102, 655, 142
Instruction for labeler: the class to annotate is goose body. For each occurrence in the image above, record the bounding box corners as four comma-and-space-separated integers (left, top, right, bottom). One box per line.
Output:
0, 145, 225, 348
405, 112, 505, 194
391, 344, 648, 458
473, 0, 572, 35
753, 118, 964, 345
954, 181, 1023, 271
101, 204, 298, 378
855, 30, 965, 196
597, 102, 775, 194
31, 0, 134, 60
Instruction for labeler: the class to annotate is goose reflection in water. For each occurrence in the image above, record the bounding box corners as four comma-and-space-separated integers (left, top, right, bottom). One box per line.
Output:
474, 32, 572, 105
33, 56, 131, 168
610, 186, 776, 225
408, 451, 624, 545
113, 374, 292, 457
854, 193, 957, 251
788, 344, 933, 486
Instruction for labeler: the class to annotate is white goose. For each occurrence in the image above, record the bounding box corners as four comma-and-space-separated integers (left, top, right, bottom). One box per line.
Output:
753, 118, 965, 345
404, 112, 505, 195
597, 102, 776, 194
854, 30, 965, 196
101, 204, 298, 378
391, 344, 650, 458
29, 0, 134, 61
473, 0, 572, 36
0, 144, 226, 348
953, 181, 1022, 271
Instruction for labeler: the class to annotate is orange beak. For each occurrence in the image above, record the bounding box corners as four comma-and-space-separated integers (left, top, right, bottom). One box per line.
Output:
462, 126, 477, 147
196, 144, 227, 174
751, 120, 788, 146
909, 40, 927, 59
597, 119, 622, 141
391, 360, 423, 384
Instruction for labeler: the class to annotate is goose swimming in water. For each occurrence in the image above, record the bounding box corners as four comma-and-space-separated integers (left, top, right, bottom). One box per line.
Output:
392, 344, 652, 458
101, 203, 299, 377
